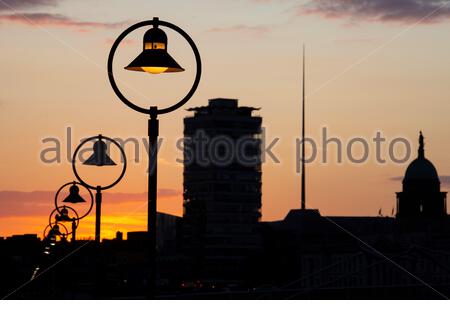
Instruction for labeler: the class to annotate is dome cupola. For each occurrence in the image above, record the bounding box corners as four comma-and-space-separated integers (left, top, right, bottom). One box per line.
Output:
396, 132, 447, 219
403, 131, 440, 192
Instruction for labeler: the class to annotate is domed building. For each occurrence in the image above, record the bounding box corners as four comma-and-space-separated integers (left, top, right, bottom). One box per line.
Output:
396, 132, 447, 219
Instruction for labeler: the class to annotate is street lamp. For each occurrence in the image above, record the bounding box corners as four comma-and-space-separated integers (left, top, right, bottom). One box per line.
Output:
107, 17, 201, 297
48, 205, 79, 243
54, 181, 94, 243
124, 23, 184, 74
43, 223, 69, 254
72, 134, 127, 244
55, 181, 94, 217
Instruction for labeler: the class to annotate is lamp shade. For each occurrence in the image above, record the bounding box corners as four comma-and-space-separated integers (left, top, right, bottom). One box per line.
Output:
125, 26, 184, 74
56, 206, 72, 222
63, 183, 86, 203
50, 224, 62, 237
83, 139, 116, 166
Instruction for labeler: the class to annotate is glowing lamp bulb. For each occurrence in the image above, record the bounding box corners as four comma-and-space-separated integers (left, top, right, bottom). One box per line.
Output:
142, 67, 169, 74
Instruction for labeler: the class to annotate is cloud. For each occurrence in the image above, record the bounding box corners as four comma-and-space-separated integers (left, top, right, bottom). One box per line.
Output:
0, 0, 59, 12
299, 0, 450, 24
102, 189, 181, 203
0, 189, 181, 217
105, 37, 137, 47
207, 24, 271, 36
390, 175, 450, 186
0, 190, 54, 204
440, 176, 450, 186
0, 13, 129, 31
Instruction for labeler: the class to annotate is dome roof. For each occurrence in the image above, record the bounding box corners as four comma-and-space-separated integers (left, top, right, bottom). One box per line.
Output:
403, 131, 440, 183
403, 157, 439, 182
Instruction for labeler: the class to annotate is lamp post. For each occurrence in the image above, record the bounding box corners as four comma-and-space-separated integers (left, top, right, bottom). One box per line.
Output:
72, 134, 127, 244
107, 17, 201, 298
54, 181, 94, 243
43, 222, 69, 254
48, 205, 79, 243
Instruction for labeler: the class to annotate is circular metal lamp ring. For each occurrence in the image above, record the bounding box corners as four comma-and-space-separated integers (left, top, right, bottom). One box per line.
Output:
54, 181, 94, 220
72, 135, 127, 191
43, 223, 70, 239
107, 18, 202, 116
49, 206, 80, 235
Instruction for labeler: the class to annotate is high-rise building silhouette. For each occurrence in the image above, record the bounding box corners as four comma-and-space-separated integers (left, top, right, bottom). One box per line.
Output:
182, 98, 262, 283
396, 132, 447, 218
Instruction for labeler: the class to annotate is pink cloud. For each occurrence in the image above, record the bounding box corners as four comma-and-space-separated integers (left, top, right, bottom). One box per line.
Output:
105, 37, 137, 47
0, 0, 59, 12
0, 189, 181, 217
299, 0, 450, 25
0, 13, 129, 31
102, 189, 181, 203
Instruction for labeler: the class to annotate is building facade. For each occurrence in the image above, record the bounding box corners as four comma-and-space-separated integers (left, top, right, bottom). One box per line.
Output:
396, 132, 447, 219
182, 98, 262, 284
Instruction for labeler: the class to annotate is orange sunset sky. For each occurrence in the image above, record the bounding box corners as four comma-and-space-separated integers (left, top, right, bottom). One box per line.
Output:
1, 0, 450, 239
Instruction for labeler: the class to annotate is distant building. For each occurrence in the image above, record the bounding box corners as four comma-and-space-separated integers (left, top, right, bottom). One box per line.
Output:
182, 98, 262, 283
257, 132, 450, 298
115, 231, 123, 241
7, 234, 39, 241
396, 132, 447, 219
126, 212, 182, 255
126, 231, 148, 242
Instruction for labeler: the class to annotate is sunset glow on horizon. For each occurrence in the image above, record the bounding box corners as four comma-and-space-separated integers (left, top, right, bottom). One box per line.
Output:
1, 0, 450, 239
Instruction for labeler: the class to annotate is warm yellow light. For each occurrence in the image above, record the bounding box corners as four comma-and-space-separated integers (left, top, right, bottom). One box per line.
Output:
144, 42, 166, 50
142, 67, 168, 74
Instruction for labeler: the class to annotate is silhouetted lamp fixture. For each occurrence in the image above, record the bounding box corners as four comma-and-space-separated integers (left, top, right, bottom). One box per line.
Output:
54, 181, 93, 244
108, 17, 201, 298
63, 183, 86, 203
48, 227, 58, 248
125, 23, 184, 74
55, 181, 93, 219
49, 224, 61, 237
72, 134, 127, 244
49, 205, 79, 243
43, 223, 68, 249
83, 136, 117, 166
43, 223, 69, 255
56, 206, 71, 222
48, 226, 58, 246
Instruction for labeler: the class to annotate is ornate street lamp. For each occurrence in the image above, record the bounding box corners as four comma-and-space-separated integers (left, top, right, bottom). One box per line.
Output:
107, 17, 201, 297
63, 183, 87, 203
124, 23, 185, 74
54, 181, 94, 243
72, 134, 127, 244
55, 181, 94, 218
43, 223, 69, 254
49, 205, 79, 243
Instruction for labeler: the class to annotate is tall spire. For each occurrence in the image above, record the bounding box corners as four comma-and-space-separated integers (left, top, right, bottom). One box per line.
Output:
301, 44, 306, 210
418, 131, 424, 158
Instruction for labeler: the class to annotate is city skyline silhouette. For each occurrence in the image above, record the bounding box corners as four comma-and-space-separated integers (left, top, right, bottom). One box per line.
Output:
1, 0, 450, 302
